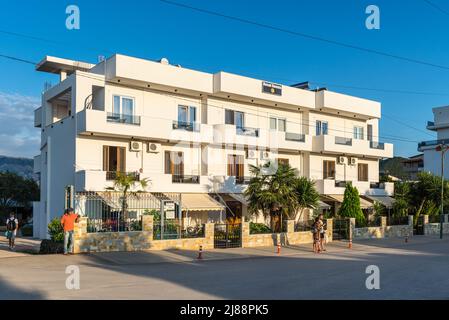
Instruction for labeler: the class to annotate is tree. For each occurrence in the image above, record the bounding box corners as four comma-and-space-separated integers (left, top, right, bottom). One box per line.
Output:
0, 171, 39, 220
293, 177, 319, 221
107, 172, 149, 223
338, 183, 365, 225
244, 162, 298, 232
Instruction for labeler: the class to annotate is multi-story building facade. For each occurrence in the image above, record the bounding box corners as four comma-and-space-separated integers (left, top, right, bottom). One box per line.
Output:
32, 54, 394, 238
418, 106, 449, 178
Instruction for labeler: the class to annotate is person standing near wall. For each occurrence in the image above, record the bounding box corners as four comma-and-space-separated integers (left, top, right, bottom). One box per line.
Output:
60, 208, 79, 255
6, 212, 19, 251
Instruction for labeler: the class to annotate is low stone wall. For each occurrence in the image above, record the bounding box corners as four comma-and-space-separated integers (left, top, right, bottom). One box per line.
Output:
353, 216, 413, 240
242, 219, 333, 248
74, 216, 213, 253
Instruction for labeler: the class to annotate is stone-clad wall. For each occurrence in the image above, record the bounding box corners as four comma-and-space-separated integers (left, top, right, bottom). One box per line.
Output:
425, 223, 449, 235
353, 216, 413, 240
74, 216, 213, 253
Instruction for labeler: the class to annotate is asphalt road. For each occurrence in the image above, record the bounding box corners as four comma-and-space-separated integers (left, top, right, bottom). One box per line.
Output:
0, 236, 448, 299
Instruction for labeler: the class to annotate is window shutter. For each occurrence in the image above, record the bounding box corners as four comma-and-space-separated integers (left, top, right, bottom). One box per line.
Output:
103, 146, 109, 171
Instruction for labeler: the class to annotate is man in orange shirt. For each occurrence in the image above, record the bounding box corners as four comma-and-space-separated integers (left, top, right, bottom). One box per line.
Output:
60, 208, 79, 255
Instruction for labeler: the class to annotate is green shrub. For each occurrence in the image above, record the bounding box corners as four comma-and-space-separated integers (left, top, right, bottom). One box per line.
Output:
47, 218, 64, 243
250, 222, 272, 234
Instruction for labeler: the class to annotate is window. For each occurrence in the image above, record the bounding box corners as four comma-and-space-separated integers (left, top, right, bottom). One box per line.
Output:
225, 109, 244, 128
103, 146, 126, 173
316, 120, 328, 135
177, 105, 196, 124
227, 155, 244, 178
269, 117, 286, 132
164, 151, 184, 176
367, 124, 373, 142
353, 126, 364, 140
323, 160, 336, 179
358, 163, 368, 182
112, 95, 134, 116
277, 158, 289, 166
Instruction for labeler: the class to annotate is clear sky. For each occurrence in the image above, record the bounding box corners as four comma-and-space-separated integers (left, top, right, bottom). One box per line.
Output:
1, 0, 448, 158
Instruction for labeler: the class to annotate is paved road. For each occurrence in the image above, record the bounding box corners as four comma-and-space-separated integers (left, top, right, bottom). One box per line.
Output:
0, 236, 448, 299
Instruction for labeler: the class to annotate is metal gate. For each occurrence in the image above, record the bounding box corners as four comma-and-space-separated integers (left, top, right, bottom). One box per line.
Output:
414, 215, 424, 235
333, 218, 350, 240
214, 223, 242, 248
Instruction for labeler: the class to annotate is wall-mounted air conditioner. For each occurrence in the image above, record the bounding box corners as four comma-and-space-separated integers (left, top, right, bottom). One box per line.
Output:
246, 149, 257, 159
147, 142, 161, 153
260, 150, 271, 160
130, 141, 142, 152
337, 156, 346, 165
349, 157, 358, 166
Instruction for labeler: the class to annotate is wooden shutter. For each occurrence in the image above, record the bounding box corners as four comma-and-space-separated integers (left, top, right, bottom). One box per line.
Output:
227, 155, 235, 176
358, 163, 368, 181
103, 146, 109, 171
165, 151, 171, 174
118, 147, 126, 172
237, 155, 244, 178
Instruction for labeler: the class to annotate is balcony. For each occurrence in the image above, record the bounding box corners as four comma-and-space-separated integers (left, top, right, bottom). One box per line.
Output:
418, 138, 449, 151
235, 176, 252, 185
106, 113, 141, 125
33, 155, 41, 174
285, 132, 305, 142
213, 124, 263, 146
106, 171, 140, 181
34, 107, 42, 128
172, 121, 200, 132
312, 134, 393, 158
315, 179, 394, 196
268, 131, 312, 151
77, 109, 213, 144
236, 126, 259, 137
172, 175, 200, 184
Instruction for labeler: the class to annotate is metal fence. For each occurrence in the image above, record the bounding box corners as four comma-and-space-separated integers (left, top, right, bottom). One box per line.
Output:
75, 191, 181, 233
429, 214, 442, 224
295, 220, 314, 232
356, 216, 382, 228
153, 221, 205, 240
387, 216, 409, 226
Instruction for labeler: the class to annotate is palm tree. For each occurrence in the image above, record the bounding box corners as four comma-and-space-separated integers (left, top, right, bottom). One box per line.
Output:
293, 177, 319, 221
107, 172, 149, 227
244, 162, 298, 232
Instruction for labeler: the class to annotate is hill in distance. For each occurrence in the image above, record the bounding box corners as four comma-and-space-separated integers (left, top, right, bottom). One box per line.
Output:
0, 155, 34, 179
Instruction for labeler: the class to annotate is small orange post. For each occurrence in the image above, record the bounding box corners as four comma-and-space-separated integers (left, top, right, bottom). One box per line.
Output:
277, 243, 281, 255
197, 245, 203, 260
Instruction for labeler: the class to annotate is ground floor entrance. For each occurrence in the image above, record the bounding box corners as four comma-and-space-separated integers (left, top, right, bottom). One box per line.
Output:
214, 223, 242, 248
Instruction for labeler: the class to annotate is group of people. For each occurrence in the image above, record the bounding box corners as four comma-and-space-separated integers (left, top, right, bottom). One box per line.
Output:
311, 214, 327, 253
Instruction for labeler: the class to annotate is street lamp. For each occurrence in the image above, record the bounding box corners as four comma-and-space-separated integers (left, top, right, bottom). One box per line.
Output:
435, 144, 449, 239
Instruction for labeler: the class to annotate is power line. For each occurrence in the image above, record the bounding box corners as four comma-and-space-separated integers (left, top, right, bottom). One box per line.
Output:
382, 114, 435, 138
423, 0, 449, 16
159, 0, 449, 71
0, 54, 35, 65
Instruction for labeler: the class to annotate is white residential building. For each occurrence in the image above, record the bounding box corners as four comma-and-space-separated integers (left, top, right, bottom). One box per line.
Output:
32, 54, 394, 238
418, 106, 449, 178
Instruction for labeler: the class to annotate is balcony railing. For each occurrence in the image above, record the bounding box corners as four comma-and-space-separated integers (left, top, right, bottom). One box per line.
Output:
235, 176, 252, 185
369, 141, 385, 150
172, 175, 200, 184
285, 132, 306, 142
172, 121, 200, 132
418, 139, 449, 149
335, 180, 347, 188
335, 136, 352, 146
427, 121, 435, 127
106, 171, 140, 181
107, 113, 141, 125
370, 182, 385, 189
236, 126, 259, 137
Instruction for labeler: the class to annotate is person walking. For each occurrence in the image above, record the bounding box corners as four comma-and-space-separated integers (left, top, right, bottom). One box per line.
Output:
319, 214, 327, 252
312, 217, 322, 253
6, 212, 19, 251
60, 208, 79, 255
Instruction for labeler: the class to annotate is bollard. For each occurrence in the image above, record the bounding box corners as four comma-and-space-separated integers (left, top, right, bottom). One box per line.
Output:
277, 243, 281, 255
405, 234, 409, 243
197, 245, 203, 260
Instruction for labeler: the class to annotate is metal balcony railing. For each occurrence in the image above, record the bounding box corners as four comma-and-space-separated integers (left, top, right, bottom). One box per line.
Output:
106, 171, 140, 181
172, 121, 200, 132
370, 182, 385, 189
285, 132, 306, 142
370, 141, 385, 150
107, 113, 141, 125
335, 136, 352, 146
236, 126, 259, 137
235, 176, 252, 185
335, 180, 347, 188
418, 139, 449, 149
172, 175, 200, 184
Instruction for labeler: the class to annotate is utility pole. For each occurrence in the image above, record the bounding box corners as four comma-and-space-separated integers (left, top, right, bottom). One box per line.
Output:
436, 144, 449, 239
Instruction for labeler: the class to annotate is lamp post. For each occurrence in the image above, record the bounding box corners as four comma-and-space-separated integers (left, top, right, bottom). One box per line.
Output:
435, 144, 449, 239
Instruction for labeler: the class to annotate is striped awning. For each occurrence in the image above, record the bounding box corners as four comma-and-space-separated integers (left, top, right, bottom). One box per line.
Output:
181, 193, 225, 212
323, 194, 373, 209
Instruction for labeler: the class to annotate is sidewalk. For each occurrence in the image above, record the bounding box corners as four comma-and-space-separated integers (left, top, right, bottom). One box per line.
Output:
0, 236, 41, 258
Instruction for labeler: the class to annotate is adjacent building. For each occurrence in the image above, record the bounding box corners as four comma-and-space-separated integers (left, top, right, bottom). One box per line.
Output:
32, 54, 394, 238
418, 106, 449, 178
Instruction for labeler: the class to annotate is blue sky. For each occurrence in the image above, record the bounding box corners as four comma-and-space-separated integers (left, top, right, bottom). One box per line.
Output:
1, 0, 448, 158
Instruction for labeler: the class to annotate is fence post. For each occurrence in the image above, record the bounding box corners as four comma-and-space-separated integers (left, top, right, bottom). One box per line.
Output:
423, 214, 429, 224
241, 221, 250, 248
444, 214, 448, 223
286, 220, 295, 234
204, 223, 215, 250
142, 214, 154, 232
326, 218, 333, 242
74, 217, 87, 254
348, 218, 355, 243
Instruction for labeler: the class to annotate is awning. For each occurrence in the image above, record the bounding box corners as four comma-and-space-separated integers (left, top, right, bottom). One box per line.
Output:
364, 195, 395, 209
181, 193, 225, 212
323, 195, 373, 209
317, 200, 331, 210
227, 193, 249, 206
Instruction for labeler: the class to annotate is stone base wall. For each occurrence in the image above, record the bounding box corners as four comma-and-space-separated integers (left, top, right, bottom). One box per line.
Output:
384, 225, 413, 238
424, 223, 449, 235
353, 216, 413, 240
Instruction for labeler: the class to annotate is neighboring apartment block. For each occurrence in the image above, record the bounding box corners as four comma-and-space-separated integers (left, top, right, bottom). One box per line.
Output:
418, 106, 449, 178
32, 54, 394, 238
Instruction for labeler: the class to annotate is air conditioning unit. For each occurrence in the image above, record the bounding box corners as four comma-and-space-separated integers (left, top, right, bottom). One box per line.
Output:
147, 142, 161, 153
349, 157, 358, 166
129, 141, 142, 152
337, 156, 346, 165
246, 149, 257, 159
260, 150, 271, 160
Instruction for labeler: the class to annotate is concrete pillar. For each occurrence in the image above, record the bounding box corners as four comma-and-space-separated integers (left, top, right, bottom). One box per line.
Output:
423, 215, 429, 224
408, 215, 414, 226
381, 216, 387, 228
349, 218, 356, 241
241, 221, 250, 248
204, 223, 215, 250
326, 218, 333, 242
286, 220, 295, 234
142, 214, 153, 232
444, 214, 448, 223
74, 216, 87, 239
